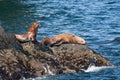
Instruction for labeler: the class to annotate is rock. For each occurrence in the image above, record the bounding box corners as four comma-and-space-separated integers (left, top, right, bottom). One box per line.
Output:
112, 37, 120, 43
50, 44, 111, 71
0, 26, 5, 33
0, 26, 45, 79
0, 26, 23, 52
0, 26, 112, 80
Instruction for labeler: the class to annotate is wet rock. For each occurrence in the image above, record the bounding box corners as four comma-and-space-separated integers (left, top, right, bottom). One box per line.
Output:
112, 37, 120, 43
50, 44, 111, 71
0, 26, 23, 52
0, 26, 45, 79
0, 26, 112, 80
0, 26, 5, 33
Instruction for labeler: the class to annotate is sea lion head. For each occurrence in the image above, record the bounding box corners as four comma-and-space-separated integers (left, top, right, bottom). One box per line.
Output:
41, 37, 51, 46
79, 38, 86, 45
32, 22, 40, 28
28, 22, 40, 32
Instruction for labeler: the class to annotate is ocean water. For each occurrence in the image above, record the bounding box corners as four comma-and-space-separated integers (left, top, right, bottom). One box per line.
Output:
0, 0, 120, 80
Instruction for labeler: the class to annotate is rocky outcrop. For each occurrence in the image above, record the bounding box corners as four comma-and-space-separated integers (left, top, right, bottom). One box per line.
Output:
0, 26, 112, 80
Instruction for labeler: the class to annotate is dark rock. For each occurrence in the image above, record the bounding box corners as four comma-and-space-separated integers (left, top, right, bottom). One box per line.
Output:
112, 37, 120, 43
0, 26, 23, 52
0, 26, 112, 80
50, 44, 111, 71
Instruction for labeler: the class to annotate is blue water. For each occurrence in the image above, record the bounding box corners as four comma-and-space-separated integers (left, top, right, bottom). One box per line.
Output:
0, 0, 120, 80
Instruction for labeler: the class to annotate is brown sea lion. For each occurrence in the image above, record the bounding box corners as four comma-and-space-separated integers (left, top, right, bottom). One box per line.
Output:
15, 22, 40, 43
41, 33, 86, 46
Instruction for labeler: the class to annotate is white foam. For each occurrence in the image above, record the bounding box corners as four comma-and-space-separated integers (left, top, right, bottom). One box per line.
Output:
30, 65, 115, 80
43, 63, 54, 75
28, 76, 47, 80
82, 65, 114, 73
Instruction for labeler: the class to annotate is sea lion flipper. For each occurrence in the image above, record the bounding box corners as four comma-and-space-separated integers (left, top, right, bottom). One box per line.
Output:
15, 22, 40, 43
52, 39, 63, 46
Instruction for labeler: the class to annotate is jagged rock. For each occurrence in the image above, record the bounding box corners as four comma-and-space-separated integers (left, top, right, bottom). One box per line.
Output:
0, 26, 23, 52
0, 26, 45, 79
50, 44, 111, 71
0, 26, 112, 80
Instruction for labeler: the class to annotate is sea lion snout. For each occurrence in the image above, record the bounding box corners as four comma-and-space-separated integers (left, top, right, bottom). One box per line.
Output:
33, 22, 40, 28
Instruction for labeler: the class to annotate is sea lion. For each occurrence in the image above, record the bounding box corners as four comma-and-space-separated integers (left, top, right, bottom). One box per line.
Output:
41, 33, 86, 46
15, 22, 40, 43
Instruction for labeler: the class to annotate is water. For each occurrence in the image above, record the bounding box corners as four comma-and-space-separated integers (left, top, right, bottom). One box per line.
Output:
0, 0, 120, 80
